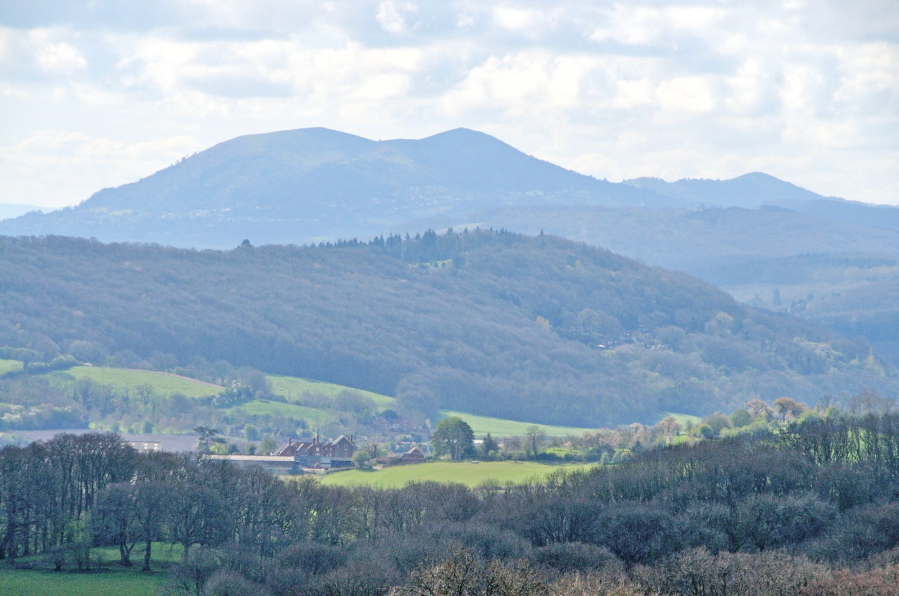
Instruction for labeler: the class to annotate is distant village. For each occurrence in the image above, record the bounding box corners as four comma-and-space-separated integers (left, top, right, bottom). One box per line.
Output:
203, 411, 430, 475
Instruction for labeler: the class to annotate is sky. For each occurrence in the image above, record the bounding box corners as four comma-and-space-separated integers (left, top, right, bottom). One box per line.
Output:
0, 0, 897, 209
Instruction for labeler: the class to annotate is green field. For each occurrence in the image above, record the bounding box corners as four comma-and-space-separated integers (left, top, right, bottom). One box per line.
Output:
0, 543, 180, 596
267, 374, 395, 409
660, 412, 702, 426
231, 399, 330, 421
320, 461, 595, 488
438, 410, 595, 437
0, 358, 23, 376
50, 367, 224, 399
0, 570, 163, 596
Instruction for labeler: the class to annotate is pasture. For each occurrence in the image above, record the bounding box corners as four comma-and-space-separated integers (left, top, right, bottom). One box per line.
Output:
231, 399, 329, 421
660, 412, 702, 426
50, 366, 224, 399
320, 461, 595, 488
438, 410, 595, 437
0, 570, 162, 596
267, 374, 395, 409
0, 358, 22, 376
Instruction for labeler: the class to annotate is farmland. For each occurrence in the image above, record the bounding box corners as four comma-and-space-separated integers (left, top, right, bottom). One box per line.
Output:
50, 366, 223, 399
266, 374, 394, 408
230, 399, 330, 421
320, 461, 595, 488
0, 358, 22, 375
437, 410, 595, 437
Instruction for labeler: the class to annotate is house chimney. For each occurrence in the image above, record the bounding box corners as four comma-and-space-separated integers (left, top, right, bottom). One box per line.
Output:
288, 437, 293, 447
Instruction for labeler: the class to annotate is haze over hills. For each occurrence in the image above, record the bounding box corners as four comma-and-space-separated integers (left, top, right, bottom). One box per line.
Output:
0, 231, 892, 427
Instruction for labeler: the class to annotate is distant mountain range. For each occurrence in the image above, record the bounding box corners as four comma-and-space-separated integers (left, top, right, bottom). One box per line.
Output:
5, 126, 899, 364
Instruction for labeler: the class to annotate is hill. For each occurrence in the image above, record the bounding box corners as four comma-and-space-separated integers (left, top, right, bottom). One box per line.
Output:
468, 204, 899, 275
0, 231, 892, 427
0, 204, 44, 221
623, 172, 827, 209
0, 128, 672, 248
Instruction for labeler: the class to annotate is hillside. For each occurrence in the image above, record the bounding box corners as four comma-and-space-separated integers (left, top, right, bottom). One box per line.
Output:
469, 205, 899, 274
0, 128, 671, 247
0, 231, 892, 427
0, 204, 43, 221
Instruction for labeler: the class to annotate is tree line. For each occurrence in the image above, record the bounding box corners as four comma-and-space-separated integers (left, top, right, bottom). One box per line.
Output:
5, 410, 899, 594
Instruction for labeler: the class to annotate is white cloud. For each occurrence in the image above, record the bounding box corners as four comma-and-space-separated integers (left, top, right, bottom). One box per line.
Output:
656, 77, 717, 113
0, 0, 896, 207
376, 1, 418, 34
35, 42, 86, 72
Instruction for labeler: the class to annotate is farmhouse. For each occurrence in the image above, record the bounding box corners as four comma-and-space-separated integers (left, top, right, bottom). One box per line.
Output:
276, 434, 357, 469
390, 446, 426, 465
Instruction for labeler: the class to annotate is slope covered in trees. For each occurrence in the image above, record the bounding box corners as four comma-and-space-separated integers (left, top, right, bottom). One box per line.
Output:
0, 231, 893, 426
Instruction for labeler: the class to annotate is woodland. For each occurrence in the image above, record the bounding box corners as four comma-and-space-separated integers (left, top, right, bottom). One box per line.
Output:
4, 411, 899, 595
0, 230, 894, 427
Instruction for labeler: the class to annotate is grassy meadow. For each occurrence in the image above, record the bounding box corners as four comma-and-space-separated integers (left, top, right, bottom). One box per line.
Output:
0, 542, 181, 596
0, 358, 23, 376
660, 412, 702, 426
438, 410, 595, 437
50, 366, 223, 399
320, 461, 595, 488
230, 399, 330, 421
267, 374, 395, 409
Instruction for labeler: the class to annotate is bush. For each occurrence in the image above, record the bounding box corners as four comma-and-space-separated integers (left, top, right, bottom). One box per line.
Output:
532, 543, 623, 575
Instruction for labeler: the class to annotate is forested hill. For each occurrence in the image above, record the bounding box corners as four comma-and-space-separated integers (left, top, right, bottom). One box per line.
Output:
1, 231, 893, 426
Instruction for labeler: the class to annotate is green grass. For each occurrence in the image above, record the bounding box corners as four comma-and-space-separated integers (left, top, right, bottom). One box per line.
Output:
231, 399, 329, 421
0, 542, 180, 596
267, 374, 395, 409
0, 358, 23, 375
0, 570, 163, 596
659, 412, 702, 426
320, 461, 595, 488
438, 410, 594, 437
50, 366, 223, 399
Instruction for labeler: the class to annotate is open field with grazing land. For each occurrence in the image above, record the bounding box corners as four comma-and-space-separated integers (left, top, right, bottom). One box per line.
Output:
320, 461, 595, 488
438, 410, 595, 437
0, 358, 22, 375
231, 399, 329, 421
0, 542, 181, 596
50, 366, 224, 399
267, 374, 395, 408
0, 570, 163, 596
660, 412, 703, 426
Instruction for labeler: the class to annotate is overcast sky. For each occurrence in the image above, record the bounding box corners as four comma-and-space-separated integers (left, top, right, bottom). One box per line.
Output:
1, 0, 897, 208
